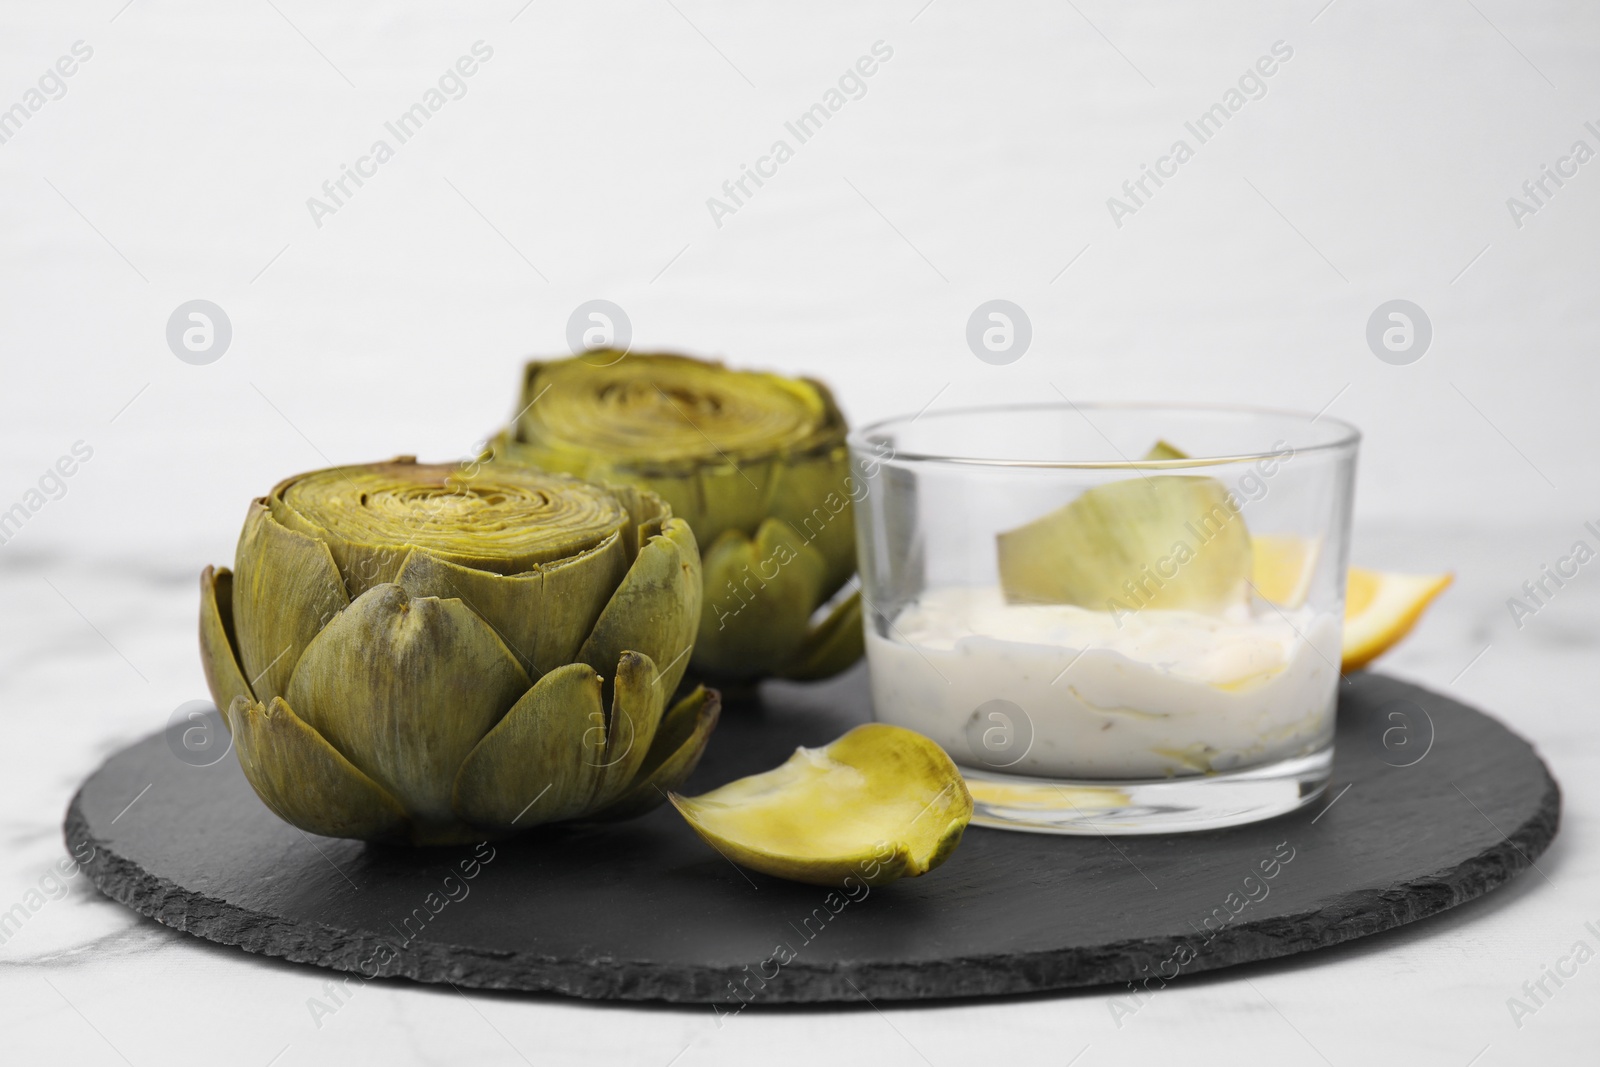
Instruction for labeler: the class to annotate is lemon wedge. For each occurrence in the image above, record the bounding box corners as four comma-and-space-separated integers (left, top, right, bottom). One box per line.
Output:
1251, 533, 1322, 609
1341, 567, 1453, 671
1251, 534, 1451, 668
670, 724, 972, 887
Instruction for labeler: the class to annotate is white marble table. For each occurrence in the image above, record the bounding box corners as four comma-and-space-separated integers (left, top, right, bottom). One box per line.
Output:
4, 2, 1599, 1064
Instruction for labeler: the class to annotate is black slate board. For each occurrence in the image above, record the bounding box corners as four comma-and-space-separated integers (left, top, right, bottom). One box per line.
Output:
64, 669, 1558, 1004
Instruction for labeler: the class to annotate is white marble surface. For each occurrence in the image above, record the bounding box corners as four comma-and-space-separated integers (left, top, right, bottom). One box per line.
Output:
3, 2, 1599, 1064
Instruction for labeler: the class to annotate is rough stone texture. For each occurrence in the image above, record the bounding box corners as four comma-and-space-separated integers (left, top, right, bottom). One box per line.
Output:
63, 669, 1559, 1004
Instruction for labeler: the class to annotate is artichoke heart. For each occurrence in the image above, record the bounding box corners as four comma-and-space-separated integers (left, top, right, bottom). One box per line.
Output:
997, 440, 1253, 614
491, 352, 862, 682
671, 723, 972, 887
198, 457, 717, 844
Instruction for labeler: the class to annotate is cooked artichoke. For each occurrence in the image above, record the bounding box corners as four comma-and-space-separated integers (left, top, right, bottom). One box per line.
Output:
671, 723, 972, 887
492, 352, 861, 682
199, 457, 718, 844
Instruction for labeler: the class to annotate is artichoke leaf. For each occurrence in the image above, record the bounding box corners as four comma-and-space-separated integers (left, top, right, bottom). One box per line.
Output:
453, 661, 614, 828
590, 685, 722, 822
577, 518, 702, 699
394, 537, 626, 679
535, 532, 631, 676
266, 489, 412, 598
393, 548, 544, 677
593, 650, 667, 802
609, 484, 670, 561
693, 519, 828, 681
760, 376, 854, 596
226, 695, 408, 841
671, 723, 972, 887
601, 459, 770, 552
284, 583, 531, 827
233, 501, 350, 703
779, 589, 865, 683
1143, 440, 1188, 461
766, 445, 856, 599
689, 457, 782, 547
199, 566, 254, 725
996, 474, 1253, 614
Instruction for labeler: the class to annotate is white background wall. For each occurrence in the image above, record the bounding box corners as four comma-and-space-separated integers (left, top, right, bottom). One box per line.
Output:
2, 0, 1597, 575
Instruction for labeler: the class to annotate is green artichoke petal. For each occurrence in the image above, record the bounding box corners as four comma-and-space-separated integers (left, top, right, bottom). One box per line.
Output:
779, 588, 865, 682
766, 444, 856, 599
451, 661, 610, 827
609, 484, 669, 561
391, 538, 625, 679
594, 650, 667, 803
284, 583, 531, 827
577, 518, 702, 698
233, 501, 350, 703
690, 458, 780, 545
451, 651, 666, 829
535, 532, 630, 676
591, 686, 722, 821
512, 445, 754, 552
610, 463, 714, 542
1144, 440, 1188, 461
199, 566, 254, 726
226, 695, 408, 841
693, 518, 827, 680
267, 492, 413, 598
393, 548, 542, 676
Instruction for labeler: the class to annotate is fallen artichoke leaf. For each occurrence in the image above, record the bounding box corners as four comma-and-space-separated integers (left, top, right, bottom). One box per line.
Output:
670, 723, 972, 887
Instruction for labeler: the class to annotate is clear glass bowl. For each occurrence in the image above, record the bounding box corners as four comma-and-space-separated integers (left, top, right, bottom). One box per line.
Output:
847, 403, 1360, 834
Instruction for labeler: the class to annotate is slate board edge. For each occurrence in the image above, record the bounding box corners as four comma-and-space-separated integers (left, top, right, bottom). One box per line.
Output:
61, 742, 1561, 1006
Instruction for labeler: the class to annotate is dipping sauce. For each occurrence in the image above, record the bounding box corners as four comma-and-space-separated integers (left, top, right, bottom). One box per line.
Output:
866, 586, 1340, 780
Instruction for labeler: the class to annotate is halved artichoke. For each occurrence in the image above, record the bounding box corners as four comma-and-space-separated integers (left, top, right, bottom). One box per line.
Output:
491, 352, 861, 682
199, 458, 719, 844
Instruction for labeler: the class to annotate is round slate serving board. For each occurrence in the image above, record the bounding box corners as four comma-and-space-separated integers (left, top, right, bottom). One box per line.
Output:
65, 669, 1558, 1004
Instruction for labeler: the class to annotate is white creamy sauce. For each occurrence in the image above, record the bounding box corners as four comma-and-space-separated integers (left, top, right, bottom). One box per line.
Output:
866, 586, 1340, 779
